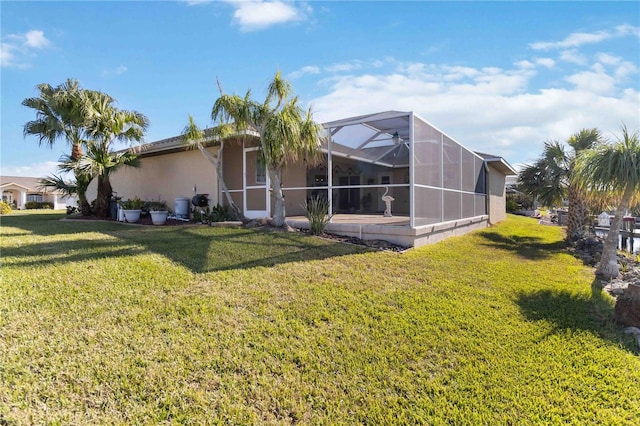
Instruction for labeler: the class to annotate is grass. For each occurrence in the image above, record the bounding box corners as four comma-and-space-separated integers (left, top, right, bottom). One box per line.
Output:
1, 212, 639, 424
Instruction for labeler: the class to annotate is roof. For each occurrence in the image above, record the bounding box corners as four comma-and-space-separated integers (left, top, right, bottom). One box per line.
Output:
0, 176, 61, 193
132, 128, 259, 157
475, 152, 518, 175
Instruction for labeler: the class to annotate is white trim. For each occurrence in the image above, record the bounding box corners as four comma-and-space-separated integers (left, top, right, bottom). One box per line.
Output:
243, 146, 270, 218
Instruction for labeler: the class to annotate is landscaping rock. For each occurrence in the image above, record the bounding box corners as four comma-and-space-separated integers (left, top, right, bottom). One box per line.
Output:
571, 237, 604, 266
614, 283, 640, 328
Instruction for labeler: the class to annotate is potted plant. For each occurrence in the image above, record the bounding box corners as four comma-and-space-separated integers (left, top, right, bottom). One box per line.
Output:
119, 197, 144, 223
146, 200, 169, 225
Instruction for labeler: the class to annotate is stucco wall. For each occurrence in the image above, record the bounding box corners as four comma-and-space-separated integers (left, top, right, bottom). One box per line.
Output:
487, 164, 507, 224
87, 147, 220, 211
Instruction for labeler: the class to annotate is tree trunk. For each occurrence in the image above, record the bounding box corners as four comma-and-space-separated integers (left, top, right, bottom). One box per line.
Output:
71, 143, 83, 160
196, 143, 245, 222
95, 175, 112, 217
596, 185, 633, 280
269, 168, 286, 227
567, 183, 588, 242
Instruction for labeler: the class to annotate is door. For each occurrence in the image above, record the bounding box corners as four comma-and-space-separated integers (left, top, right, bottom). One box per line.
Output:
338, 175, 360, 212
243, 147, 270, 218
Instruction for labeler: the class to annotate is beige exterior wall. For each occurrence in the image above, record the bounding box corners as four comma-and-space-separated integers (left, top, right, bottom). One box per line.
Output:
282, 162, 308, 216
87, 147, 220, 211
487, 164, 507, 224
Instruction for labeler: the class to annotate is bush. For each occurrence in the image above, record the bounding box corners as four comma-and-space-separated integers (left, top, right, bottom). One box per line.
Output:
25, 201, 39, 210
0, 201, 12, 215
209, 204, 235, 222
302, 196, 332, 235
24, 201, 53, 210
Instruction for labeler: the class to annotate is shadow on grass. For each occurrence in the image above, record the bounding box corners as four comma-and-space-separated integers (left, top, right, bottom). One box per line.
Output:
479, 231, 567, 260
516, 280, 638, 354
111, 226, 367, 273
1, 213, 367, 273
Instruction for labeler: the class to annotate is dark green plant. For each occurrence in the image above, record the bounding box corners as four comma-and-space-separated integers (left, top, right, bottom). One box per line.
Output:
209, 203, 235, 223
302, 195, 332, 235
144, 200, 169, 212
24, 201, 53, 209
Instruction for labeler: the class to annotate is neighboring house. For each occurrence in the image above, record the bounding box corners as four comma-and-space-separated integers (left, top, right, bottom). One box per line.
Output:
94, 110, 517, 247
0, 176, 77, 210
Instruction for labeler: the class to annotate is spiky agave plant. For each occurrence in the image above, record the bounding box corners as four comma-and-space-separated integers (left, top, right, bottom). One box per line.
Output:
302, 195, 332, 235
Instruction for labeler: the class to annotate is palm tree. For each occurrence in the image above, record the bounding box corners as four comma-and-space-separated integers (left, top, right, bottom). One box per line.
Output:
211, 71, 324, 227
76, 143, 141, 216
573, 125, 640, 279
180, 115, 244, 221
22, 79, 93, 213
518, 128, 602, 241
39, 154, 93, 216
83, 91, 149, 217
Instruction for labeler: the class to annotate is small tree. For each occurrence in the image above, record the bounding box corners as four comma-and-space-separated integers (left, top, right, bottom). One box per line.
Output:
211, 71, 325, 227
573, 125, 640, 279
82, 91, 148, 217
518, 129, 602, 241
180, 115, 244, 221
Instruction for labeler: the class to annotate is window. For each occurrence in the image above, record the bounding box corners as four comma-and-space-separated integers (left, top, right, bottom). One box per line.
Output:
26, 194, 42, 202
256, 157, 266, 184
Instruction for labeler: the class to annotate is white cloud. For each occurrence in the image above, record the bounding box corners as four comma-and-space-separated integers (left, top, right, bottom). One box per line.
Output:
183, 0, 214, 5
1, 161, 62, 178
309, 57, 639, 168
325, 61, 362, 73
24, 30, 51, 49
288, 65, 320, 79
531, 29, 613, 50
1, 29, 51, 68
101, 64, 128, 77
534, 58, 555, 68
559, 49, 587, 65
596, 52, 621, 66
565, 68, 616, 95
229, 1, 310, 32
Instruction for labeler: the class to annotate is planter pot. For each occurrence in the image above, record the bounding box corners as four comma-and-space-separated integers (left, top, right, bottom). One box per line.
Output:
150, 210, 169, 225
123, 209, 141, 223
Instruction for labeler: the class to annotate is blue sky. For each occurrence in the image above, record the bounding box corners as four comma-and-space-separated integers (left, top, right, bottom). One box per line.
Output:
2, 1, 639, 177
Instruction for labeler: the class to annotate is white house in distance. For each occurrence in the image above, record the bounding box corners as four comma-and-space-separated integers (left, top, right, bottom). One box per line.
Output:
0, 176, 77, 210
90, 110, 517, 247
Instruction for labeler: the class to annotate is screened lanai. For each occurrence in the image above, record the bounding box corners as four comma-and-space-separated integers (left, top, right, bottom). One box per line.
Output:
283, 110, 488, 234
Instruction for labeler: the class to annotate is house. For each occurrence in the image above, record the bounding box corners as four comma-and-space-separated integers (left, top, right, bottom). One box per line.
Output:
92, 111, 517, 247
0, 175, 77, 210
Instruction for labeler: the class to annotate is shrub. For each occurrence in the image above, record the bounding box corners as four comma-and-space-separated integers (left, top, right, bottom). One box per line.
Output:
25, 201, 39, 210
66, 205, 78, 215
506, 198, 519, 213
209, 204, 235, 222
40, 202, 53, 209
302, 195, 332, 235
0, 201, 12, 215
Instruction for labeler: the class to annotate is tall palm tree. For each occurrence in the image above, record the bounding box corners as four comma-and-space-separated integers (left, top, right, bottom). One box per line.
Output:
518, 128, 602, 241
573, 125, 640, 279
211, 71, 324, 227
180, 115, 244, 221
22, 79, 93, 213
83, 91, 149, 217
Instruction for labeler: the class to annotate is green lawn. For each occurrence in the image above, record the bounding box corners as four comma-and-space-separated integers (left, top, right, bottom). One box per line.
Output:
1, 212, 638, 424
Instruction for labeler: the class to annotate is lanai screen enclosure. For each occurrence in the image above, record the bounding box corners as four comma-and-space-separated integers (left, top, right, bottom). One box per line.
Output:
281, 111, 487, 229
